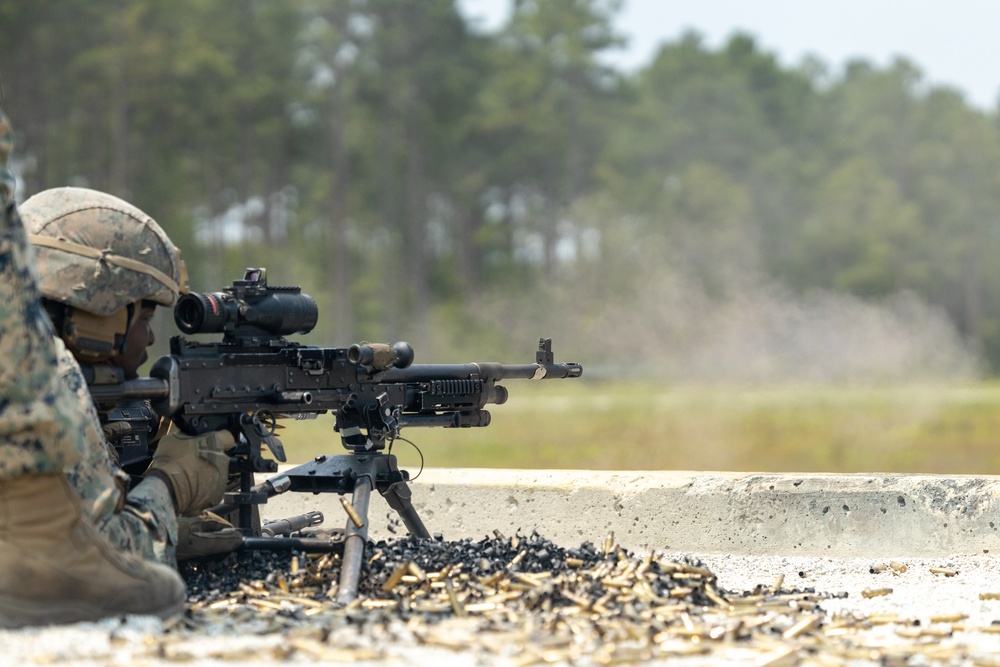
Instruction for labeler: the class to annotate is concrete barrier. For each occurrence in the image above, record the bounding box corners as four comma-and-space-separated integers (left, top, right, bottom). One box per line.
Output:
259, 468, 1000, 558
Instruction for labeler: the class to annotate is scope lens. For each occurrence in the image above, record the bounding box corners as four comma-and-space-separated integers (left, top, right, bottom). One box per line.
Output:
175, 292, 231, 334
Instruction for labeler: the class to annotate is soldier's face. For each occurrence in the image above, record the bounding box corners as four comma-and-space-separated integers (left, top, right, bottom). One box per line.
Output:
112, 304, 157, 379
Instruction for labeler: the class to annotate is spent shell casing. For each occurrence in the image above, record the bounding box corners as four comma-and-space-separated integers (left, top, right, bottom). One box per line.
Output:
381, 563, 409, 593
894, 627, 923, 639
703, 585, 729, 608
861, 587, 893, 598
339, 496, 365, 528
445, 579, 465, 617
513, 573, 542, 588
636, 552, 652, 577
782, 615, 821, 639
868, 613, 901, 625
361, 599, 398, 609
930, 567, 959, 577
929, 613, 967, 623
908, 626, 953, 639
601, 576, 633, 590
407, 562, 428, 582
755, 646, 798, 667
669, 586, 694, 599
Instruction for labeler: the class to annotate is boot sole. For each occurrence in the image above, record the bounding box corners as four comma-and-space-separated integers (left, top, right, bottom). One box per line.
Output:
0, 594, 185, 629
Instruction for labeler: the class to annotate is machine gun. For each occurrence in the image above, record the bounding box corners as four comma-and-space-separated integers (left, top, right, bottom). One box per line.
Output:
89, 268, 583, 601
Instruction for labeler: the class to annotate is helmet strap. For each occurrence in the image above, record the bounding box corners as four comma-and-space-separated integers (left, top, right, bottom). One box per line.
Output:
28, 234, 182, 297
61, 303, 133, 363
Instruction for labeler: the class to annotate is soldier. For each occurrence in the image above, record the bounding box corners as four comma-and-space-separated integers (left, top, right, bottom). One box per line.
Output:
19, 186, 245, 565
0, 109, 201, 626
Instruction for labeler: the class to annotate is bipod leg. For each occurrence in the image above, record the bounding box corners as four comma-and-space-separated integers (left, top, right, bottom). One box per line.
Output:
380, 479, 430, 538
238, 470, 256, 533
335, 474, 372, 605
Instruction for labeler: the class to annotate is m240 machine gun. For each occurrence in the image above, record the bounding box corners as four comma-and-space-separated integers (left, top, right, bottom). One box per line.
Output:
90, 268, 583, 601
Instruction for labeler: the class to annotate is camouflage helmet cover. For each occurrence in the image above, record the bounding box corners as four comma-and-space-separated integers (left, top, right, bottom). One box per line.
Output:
20, 187, 187, 316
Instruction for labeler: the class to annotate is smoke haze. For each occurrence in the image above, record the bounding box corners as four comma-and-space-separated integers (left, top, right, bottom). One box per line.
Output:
468, 269, 980, 384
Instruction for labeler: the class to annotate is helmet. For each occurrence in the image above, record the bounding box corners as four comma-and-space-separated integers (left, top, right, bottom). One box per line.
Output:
20, 187, 187, 362
20, 187, 187, 316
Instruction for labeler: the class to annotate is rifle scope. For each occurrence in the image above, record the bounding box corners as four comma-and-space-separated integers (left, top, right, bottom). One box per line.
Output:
175, 269, 318, 336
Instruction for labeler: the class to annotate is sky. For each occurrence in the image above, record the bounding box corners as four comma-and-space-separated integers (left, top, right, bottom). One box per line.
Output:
459, 0, 1000, 111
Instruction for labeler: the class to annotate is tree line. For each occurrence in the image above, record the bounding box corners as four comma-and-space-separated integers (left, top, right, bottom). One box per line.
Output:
2, 0, 998, 379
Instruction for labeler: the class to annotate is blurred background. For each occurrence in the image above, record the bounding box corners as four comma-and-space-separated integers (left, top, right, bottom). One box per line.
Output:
3, 1, 1000, 473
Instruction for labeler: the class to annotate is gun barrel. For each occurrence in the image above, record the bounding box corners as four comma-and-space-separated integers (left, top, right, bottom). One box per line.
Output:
497, 362, 584, 379
382, 361, 582, 383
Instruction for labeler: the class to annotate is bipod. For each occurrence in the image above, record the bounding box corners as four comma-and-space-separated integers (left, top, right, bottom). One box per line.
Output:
214, 451, 428, 600
274, 451, 428, 603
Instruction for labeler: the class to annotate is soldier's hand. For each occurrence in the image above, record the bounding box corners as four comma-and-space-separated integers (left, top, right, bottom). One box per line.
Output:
176, 511, 243, 561
144, 430, 233, 515
101, 420, 131, 445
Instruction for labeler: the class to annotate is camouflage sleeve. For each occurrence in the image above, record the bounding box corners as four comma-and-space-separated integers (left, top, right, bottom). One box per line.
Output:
0, 108, 88, 480
59, 338, 126, 520
117, 478, 178, 567
58, 341, 178, 566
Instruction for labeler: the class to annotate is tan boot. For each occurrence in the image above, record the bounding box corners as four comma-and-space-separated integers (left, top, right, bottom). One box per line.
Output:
0, 474, 186, 628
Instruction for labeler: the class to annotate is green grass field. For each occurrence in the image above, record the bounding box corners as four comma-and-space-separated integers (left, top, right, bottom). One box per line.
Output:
273, 380, 1000, 474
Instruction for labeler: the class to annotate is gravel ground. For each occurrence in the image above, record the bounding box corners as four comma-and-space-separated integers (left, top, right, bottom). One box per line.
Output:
5, 535, 1000, 667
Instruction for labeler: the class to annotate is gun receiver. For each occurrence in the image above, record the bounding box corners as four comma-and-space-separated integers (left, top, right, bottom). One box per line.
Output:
91, 268, 583, 601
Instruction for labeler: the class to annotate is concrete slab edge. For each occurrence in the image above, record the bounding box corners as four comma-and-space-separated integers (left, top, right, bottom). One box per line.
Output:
258, 468, 1000, 558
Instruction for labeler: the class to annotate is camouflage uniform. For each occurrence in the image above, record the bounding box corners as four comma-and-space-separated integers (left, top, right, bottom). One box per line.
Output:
59, 342, 177, 565
2, 115, 177, 565
0, 109, 88, 480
